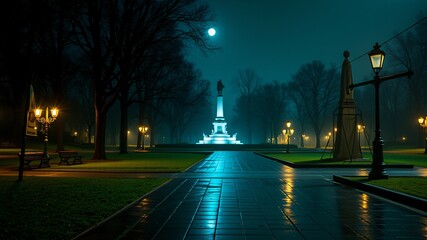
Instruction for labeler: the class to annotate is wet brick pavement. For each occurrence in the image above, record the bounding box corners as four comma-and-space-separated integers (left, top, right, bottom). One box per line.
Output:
76, 151, 427, 240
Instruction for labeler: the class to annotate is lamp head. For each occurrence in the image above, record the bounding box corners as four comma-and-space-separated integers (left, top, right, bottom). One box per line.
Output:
286, 121, 291, 128
419, 117, 425, 125
50, 108, 59, 118
369, 43, 385, 75
34, 108, 42, 118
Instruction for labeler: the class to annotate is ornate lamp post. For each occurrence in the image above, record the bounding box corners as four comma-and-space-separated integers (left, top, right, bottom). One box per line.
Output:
139, 126, 148, 150
418, 116, 427, 154
368, 43, 388, 180
350, 43, 413, 180
283, 121, 294, 153
34, 107, 59, 158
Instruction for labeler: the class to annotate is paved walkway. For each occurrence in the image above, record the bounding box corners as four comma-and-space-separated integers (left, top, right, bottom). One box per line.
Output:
76, 151, 427, 240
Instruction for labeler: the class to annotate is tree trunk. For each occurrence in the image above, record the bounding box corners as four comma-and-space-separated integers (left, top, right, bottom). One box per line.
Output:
55, 117, 65, 151
93, 104, 107, 160
119, 92, 128, 154
300, 135, 304, 148
315, 128, 321, 149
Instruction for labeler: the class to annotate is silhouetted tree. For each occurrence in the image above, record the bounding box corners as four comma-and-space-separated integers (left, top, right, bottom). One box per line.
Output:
387, 12, 427, 146
289, 61, 339, 148
70, 71, 95, 144
0, 1, 43, 145
287, 81, 308, 147
233, 69, 262, 143
161, 62, 210, 143
34, 0, 77, 151
255, 81, 288, 144
72, 0, 213, 159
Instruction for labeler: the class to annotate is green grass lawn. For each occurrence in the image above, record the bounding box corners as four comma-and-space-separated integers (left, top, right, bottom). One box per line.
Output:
0, 150, 208, 239
0, 176, 167, 240
0, 152, 208, 172
48, 152, 207, 172
265, 151, 427, 167
347, 177, 427, 199
267, 151, 427, 200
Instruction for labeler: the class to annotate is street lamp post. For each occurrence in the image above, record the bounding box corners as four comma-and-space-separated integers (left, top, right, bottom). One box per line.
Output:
34, 107, 59, 158
418, 116, 427, 154
139, 126, 148, 150
370, 44, 387, 180
283, 121, 294, 153
350, 43, 413, 180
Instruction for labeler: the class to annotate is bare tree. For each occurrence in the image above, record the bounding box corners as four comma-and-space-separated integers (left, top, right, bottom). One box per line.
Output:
72, 0, 213, 159
287, 81, 308, 147
255, 81, 288, 144
161, 62, 210, 143
289, 61, 339, 148
34, 0, 78, 152
387, 12, 427, 145
233, 69, 262, 143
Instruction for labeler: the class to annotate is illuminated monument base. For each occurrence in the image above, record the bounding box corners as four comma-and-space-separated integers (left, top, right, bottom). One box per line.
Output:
197, 117, 242, 144
198, 80, 242, 144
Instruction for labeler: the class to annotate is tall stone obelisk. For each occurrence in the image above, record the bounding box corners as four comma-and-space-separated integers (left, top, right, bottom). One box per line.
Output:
333, 51, 361, 160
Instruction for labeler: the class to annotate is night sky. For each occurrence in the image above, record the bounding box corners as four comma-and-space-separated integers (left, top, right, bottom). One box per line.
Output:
187, 0, 427, 117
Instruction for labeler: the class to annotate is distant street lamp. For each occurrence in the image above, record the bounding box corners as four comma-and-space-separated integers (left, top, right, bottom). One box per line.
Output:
139, 126, 148, 150
357, 124, 364, 147
418, 116, 427, 154
303, 135, 309, 145
301, 134, 306, 148
350, 43, 413, 180
34, 107, 59, 158
283, 121, 294, 153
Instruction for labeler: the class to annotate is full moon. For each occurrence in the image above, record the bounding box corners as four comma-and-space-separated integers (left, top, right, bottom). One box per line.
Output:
208, 28, 216, 37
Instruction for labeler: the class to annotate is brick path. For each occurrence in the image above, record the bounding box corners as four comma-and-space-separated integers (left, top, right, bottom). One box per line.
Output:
76, 151, 427, 240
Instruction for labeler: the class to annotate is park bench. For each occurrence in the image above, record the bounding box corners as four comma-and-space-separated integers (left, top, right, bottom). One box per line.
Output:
18, 152, 51, 169
58, 151, 83, 165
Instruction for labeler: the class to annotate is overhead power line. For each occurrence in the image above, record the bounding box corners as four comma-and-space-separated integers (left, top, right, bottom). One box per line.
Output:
350, 15, 427, 64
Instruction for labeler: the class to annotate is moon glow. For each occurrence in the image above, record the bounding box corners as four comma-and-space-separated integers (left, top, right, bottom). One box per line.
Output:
208, 28, 216, 36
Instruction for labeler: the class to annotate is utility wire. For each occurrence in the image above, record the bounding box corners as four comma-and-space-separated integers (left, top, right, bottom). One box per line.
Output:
350, 16, 427, 64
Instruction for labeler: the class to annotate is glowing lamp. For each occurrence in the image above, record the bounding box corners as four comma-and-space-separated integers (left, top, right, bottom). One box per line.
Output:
418, 117, 425, 125
369, 43, 385, 74
34, 108, 42, 118
51, 108, 59, 118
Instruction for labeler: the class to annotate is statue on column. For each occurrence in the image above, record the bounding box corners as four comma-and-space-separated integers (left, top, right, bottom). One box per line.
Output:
217, 79, 224, 96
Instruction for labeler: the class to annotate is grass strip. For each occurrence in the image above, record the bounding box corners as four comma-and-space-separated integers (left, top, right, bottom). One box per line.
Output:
1, 152, 208, 172
265, 152, 427, 167
0, 176, 167, 240
347, 176, 427, 199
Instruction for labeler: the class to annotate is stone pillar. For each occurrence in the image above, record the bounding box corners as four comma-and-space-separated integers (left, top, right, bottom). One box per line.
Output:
333, 51, 362, 161
216, 96, 224, 118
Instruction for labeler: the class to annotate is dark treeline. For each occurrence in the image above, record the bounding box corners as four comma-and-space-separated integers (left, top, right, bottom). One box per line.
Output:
231, 12, 427, 148
231, 63, 339, 148
357, 13, 427, 148
0, 0, 215, 159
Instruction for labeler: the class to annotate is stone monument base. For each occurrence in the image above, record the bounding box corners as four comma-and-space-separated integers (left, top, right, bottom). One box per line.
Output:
197, 132, 242, 144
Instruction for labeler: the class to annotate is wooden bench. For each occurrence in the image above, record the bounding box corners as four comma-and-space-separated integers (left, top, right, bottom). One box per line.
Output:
58, 151, 83, 165
18, 152, 51, 169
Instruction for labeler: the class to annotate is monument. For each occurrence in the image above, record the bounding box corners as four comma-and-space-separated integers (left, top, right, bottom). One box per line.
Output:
333, 51, 362, 160
197, 80, 242, 144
